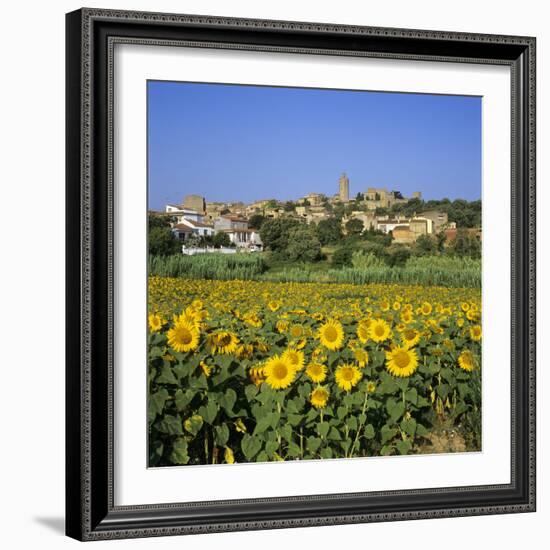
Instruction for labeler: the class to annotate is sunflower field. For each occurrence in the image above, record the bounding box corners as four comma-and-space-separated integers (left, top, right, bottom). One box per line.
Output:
148, 276, 482, 467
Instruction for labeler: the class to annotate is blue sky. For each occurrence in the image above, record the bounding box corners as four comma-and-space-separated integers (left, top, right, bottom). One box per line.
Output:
147, 81, 481, 210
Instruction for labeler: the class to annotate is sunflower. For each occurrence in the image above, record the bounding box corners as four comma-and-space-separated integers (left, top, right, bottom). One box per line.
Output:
401, 328, 421, 349
199, 361, 212, 377
282, 348, 305, 371
318, 319, 345, 350
385, 347, 419, 377
148, 313, 165, 333
356, 320, 370, 343
366, 381, 377, 393
208, 330, 239, 355
461, 302, 470, 312
224, 446, 235, 464
267, 300, 281, 312
369, 318, 391, 343
310, 386, 330, 408
243, 311, 262, 328
263, 354, 297, 389
335, 364, 363, 392
353, 348, 369, 367
458, 350, 476, 371
289, 323, 304, 339
306, 362, 327, 383
167, 319, 200, 353
249, 365, 266, 386
400, 310, 413, 324
276, 320, 289, 333
466, 308, 480, 321
380, 299, 390, 312
420, 302, 433, 316
469, 324, 482, 341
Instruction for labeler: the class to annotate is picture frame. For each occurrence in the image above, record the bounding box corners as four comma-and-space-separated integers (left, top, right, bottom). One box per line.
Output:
65, 7, 536, 541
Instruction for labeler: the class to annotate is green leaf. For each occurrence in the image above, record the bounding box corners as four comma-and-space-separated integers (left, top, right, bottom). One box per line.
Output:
265, 441, 279, 457
222, 388, 237, 414
156, 414, 183, 435
173, 362, 191, 380
149, 346, 164, 358
416, 423, 429, 437
184, 414, 203, 436
364, 424, 375, 439
148, 388, 169, 422
174, 389, 195, 411
245, 384, 259, 402
256, 451, 269, 463
286, 442, 301, 458
319, 448, 333, 459
317, 421, 330, 439
198, 401, 218, 424
337, 406, 348, 419
253, 413, 275, 436
280, 424, 293, 442
395, 439, 412, 455
436, 384, 450, 399
346, 416, 358, 432
241, 434, 262, 460
287, 413, 303, 427
214, 424, 230, 446
381, 424, 398, 444
380, 444, 394, 456
395, 378, 409, 391
400, 417, 417, 437
388, 401, 406, 424
170, 438, 189, 465
328, 427, 342, 441
156, 365, 178, 385
405, 388, 418, 405
306, 436, 321, 453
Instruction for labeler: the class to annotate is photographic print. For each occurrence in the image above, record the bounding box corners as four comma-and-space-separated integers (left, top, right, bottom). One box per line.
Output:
146, 81, 482, 468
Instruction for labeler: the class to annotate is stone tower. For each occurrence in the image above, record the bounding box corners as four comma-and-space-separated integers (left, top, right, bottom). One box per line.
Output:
339, 173, 349, 202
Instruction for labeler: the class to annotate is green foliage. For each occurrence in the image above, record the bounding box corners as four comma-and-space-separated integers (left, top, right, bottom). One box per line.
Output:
345, 218, 364, 235
316, 218, 343, 245
149, 227, 181, 256
331, 245, 357, 268
259, 218, 302, 253
248, 214, 265, 230
148, 253, 267, 280
285, 225, 322, 262
212, 232, 231, 248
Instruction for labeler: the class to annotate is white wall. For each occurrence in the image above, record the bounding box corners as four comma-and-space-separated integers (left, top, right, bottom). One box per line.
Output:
0, 1, 546, 548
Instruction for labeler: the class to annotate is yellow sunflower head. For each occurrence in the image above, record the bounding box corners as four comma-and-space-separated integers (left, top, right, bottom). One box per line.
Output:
267, 300, 281, 312
318, 319, 345, 350
208, 330, 239, 355
305, 362, 327, 383
289, 323, 304, 339
224, 446, 235, 464
401, 328, 421, 349
420, 302, 433, 316
263, 354, 297, 390
281, 348, 305, 371
357, 319, 371, 343
148, 313, 165, 333
276, 320, 290, 333
310, 386, 330, 408
458, 350, 477, 372
167, 319, 200, 353
368, 318, 391, 343
335, 364, 363, 392
469, 324, 482, 341
353, 348, 369, 367
367, 381, 377, 393
385, 347, 419, 377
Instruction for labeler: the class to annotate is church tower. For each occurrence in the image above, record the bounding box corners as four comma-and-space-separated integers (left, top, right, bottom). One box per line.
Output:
339, 172, 349, 202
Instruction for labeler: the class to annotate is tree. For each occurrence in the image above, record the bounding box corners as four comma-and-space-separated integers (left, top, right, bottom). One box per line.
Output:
331, 245, 356, 268
415, 234, 436, 255
283, 201, 296, 212
212, 232, 231, 248
148, 213, 174, 230
450, 229, 481, 259
259, 218, 301, 252
355, 192, 364, 201
285, 225, 322, 262
316, 218, 342, 245
385, 246, 411, 267
345, 218, 364, 236
149, 227, 180, 256
248, 214, 265, 230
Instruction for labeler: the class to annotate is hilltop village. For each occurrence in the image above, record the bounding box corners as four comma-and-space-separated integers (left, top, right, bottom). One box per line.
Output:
151, 173, 480, 254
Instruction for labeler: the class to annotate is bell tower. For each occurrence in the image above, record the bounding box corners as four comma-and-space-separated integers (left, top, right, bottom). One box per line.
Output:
339, 172, 349, 202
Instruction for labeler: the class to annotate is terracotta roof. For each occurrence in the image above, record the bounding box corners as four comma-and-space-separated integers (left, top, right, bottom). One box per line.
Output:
173, 224, 193, 232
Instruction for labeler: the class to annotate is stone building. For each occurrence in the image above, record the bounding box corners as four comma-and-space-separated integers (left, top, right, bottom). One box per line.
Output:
183, 194, 206, 214
339, 173, 349, 202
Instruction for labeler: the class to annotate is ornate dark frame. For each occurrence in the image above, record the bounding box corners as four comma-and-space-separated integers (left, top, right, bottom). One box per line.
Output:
66, 7, 536, 541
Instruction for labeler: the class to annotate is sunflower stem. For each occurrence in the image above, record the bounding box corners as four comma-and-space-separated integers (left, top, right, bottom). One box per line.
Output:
350, 391, 368, 458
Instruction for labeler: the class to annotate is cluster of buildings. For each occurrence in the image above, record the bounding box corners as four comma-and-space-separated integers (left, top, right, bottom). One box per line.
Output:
157, 173, 464, 253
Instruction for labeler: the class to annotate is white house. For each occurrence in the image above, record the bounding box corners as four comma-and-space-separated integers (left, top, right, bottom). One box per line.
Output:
218, 228, 263, 250
165, 205, 204, 224
174, 218, 215, 238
